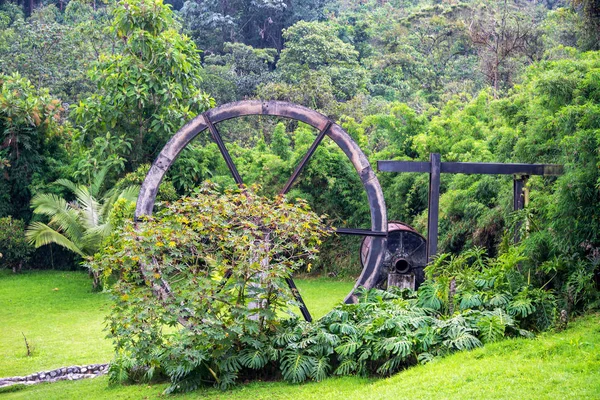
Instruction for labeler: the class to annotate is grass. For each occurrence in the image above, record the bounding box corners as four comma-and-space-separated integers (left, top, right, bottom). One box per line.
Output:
2, 270, 599, 399
0, 270, 353, 377
0, 270, 113, 377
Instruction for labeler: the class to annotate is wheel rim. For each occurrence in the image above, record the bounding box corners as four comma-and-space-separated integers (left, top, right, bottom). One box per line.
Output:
135, 100, 387, 316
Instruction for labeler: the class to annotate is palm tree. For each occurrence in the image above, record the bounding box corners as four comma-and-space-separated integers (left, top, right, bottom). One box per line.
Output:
26, 170, 138, 289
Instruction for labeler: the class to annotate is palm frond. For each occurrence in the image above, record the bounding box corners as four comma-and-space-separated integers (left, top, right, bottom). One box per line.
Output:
25, 222, 85, 256
119, 185, 140, 202
91, 165, 110, 198
53, 179, 102, 229
80, 229, 107, 255
100, 185, 138, 221
31, 193, 85, 243
31, 193, 69, 217
74, 185, 101, 229
54, 178, 80, 194
86, 222, 113, 241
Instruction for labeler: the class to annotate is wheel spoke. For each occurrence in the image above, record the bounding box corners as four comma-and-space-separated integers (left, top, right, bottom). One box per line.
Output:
335, 227, 387, 237
280, 121, 332, 195
214, 268, 233, 293
204, 113, 244, 186
285, 276, 312, 322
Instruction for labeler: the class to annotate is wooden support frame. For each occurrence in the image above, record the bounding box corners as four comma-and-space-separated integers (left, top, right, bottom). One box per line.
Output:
378, 154, 563, 261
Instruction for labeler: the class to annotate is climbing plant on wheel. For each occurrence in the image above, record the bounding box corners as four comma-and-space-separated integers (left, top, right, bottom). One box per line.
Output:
92, 183, 331, 392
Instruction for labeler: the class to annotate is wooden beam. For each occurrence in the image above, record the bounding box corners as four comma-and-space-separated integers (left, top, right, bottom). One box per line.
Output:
378, 160, 563, 176
378, 160, 431, 173
442, 162, 563, 176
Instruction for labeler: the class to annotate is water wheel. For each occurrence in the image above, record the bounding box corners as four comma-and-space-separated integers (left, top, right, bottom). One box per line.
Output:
135, 100, 387, 321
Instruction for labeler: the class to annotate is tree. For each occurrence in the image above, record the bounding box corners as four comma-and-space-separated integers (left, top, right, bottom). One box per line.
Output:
370, 3, 479, 104
0, 3, 110, 103
277, 20, 368, 101
180, 0, 334, 53
93, 185, 331, 391
0, 217, 33, 273
468, 0, 544, 96
0, 72, 68, 219
203, 42, 276, 100
73, 0, 213, 177
572, 0, 600, 50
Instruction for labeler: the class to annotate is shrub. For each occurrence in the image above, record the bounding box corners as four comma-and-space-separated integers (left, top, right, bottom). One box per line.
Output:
0, 217, 33, 272
92, 184, 331, 392
418, 246, 558, 331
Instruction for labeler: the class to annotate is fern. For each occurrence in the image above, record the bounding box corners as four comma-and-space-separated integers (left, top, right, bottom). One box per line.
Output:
417, 352, 435, 364
488, 292, 511, 307
415, 325, 440, 352
459, 292, 483, 310
444, 330, 482, 350
509, 297, 536, 318
329, 322, 359, 335
220, 354, 242, 372
378, 336, 412, 358
417, 281, 443, 311
165, 372, 203, 394
376, 355, 405, 375
215, 370, 238, 390
274, 329, 302, 347
442, 322, 482, 351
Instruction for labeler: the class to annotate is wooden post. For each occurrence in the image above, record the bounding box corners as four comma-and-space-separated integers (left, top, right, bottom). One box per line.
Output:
427, 153, 441, 262
513, 175, 528, 243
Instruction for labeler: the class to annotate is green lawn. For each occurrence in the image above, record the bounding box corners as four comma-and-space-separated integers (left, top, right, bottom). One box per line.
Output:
0, 270, 113, 377
0, 270, 354, 377
1, 270, 599, 399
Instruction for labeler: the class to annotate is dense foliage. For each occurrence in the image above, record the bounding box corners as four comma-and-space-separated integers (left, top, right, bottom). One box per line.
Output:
1, 0, 599, 394
92, 185, 331, 391
95, 187, 540, 393
72, 0, 214, 176
0, 72, 68, 219
0, 0, 597, 310
0, 216, 33, 272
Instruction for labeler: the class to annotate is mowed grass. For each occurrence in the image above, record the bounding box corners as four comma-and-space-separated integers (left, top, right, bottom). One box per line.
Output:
0, 270, 113, 377
0, 270, 353, 377
2, 270, 600, 399
5, 315, 600, 399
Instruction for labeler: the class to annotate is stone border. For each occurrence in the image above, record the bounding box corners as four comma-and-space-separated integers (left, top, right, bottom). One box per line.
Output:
0, 363, 109, 388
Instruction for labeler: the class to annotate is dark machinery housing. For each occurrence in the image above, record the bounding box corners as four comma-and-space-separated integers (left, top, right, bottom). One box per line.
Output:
361, 222, 427, 291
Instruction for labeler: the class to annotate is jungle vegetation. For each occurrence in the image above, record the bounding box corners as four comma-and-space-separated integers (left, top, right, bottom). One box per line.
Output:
0, 0, 599, 392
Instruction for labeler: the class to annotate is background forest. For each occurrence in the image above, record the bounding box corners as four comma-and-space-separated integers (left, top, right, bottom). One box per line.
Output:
1, 0, 600, 314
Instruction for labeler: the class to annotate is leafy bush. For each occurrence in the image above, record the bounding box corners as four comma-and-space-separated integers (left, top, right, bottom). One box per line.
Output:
0, 217, 33, 272
419, 247, 557, 331
274, 287, 526, 383
93, 184, 331, 392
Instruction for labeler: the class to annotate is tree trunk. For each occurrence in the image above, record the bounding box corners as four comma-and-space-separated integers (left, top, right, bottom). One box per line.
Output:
448, 277, 456, 315
12, 261, 22, 274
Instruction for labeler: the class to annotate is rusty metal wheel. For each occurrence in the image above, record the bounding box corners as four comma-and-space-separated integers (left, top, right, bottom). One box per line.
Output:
135, 100, 387, 321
